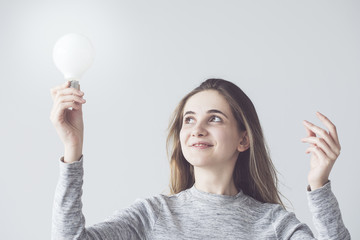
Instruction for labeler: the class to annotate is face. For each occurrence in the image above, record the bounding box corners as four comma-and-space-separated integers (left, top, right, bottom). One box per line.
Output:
180, 90, 246, 168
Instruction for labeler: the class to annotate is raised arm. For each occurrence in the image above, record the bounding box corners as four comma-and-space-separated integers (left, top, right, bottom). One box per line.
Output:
300, 111, 350, 239
50, 82, 159, 239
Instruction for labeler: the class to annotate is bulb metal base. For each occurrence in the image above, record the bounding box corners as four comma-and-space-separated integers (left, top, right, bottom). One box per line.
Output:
69, 80, 80, 90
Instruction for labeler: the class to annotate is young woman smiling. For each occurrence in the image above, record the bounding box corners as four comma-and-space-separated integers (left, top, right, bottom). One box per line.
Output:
51, 78, 350, 239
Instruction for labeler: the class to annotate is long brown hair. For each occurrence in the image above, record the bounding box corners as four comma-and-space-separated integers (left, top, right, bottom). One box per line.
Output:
166, 78, 284, 207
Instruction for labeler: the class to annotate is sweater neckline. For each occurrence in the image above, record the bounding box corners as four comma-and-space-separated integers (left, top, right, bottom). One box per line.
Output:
188, 185, 245, 203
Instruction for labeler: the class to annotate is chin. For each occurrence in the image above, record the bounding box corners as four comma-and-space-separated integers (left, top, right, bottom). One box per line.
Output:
185, 157, 215, 167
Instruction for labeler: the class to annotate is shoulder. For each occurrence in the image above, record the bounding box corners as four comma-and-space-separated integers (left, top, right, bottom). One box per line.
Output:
241, 194, 313, 237
241, 194, 296, 222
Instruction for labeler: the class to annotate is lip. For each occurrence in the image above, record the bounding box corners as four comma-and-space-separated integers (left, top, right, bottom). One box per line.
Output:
190, 141, 213, 149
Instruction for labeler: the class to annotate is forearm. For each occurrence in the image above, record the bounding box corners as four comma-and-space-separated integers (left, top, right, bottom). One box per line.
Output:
307, 181, 350, 239
52, 156, 86, 239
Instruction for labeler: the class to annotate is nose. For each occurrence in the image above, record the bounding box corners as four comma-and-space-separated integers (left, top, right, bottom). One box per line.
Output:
191, 122, 208, 137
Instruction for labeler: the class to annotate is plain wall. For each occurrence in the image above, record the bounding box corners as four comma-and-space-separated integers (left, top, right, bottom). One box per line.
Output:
0, 0, 359, 239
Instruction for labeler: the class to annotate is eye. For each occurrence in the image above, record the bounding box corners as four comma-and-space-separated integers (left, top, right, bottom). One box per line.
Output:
210, 115, 222, 122
184, 117, 195, 124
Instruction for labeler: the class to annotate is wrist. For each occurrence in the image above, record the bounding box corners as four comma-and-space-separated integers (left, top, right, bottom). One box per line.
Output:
64, 145, 83, 163
309, 179, 329, 191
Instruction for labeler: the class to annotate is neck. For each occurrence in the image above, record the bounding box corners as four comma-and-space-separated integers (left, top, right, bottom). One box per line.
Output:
193, 164, 238, 196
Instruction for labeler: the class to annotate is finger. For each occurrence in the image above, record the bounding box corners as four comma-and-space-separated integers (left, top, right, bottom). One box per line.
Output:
302, 121, 316, 147
302, 133, 340, 156
55, 94, 86, 105
305, 146, 326, 159
52, 81, 70, 92
303, 120, 338, 153
50, 81, 71, 100
306, 145, 336, 166
316, 111, 340, 146
301, 137, 338, 160
57, 101, 82, 114
50, 87, 85, 121
303, 121, 316, 137
53, 97, 85, 118
54, 87, 84, 102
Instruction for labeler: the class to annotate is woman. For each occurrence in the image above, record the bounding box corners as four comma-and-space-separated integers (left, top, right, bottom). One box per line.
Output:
50, 78, 350, 239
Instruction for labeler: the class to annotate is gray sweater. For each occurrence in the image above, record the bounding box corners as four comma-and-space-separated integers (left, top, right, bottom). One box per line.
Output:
52, 156, 350, 239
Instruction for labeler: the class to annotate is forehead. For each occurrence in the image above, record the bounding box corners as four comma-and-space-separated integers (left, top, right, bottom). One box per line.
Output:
183, 90, 231, 113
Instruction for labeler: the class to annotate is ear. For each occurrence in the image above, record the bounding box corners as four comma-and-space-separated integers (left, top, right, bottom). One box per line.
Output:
237, 131, 250, 152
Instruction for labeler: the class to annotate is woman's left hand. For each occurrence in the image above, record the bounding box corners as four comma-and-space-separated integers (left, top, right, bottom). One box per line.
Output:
301, 112, 341, 191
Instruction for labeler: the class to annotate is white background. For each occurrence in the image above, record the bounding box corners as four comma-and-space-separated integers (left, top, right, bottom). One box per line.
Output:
0, 0, 359, 239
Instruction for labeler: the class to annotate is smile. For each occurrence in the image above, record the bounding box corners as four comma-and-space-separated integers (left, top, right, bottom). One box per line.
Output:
191, 142, 213, 149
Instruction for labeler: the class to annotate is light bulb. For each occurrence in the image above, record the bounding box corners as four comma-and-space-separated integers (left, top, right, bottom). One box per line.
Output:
53, 33, 95, 90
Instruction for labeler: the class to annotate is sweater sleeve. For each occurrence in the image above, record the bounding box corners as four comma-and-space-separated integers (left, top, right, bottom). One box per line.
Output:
272, 181, 350, 240
51, 156, 161, 240
306, 181, 350, 240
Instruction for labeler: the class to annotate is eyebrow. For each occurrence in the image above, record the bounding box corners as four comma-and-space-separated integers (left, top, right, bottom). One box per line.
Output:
183, 109, 228, 119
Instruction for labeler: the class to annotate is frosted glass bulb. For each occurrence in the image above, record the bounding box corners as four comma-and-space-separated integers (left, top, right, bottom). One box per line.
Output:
53, 33, 94, 90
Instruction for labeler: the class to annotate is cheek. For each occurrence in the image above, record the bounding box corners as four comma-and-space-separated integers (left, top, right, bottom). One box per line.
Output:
212, 128, 227, 141
179, 129, 187, 146
179, 129, 190, 158
215, 129, 239, 149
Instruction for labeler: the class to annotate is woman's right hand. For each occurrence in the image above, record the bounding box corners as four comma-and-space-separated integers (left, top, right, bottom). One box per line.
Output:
50, 81, 86, 163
